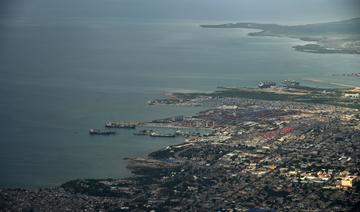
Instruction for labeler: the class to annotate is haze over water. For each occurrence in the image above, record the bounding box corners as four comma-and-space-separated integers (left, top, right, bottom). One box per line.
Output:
0, 0, 359, 188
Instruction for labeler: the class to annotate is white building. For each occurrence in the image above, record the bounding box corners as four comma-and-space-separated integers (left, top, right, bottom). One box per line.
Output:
344, 93, 360, 99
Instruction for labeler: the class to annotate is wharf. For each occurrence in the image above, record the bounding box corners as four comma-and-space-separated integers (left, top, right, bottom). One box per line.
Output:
105, 121, 142, 129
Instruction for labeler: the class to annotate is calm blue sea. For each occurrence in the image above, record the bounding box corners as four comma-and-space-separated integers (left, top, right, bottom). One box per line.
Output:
0, 17, 359, 188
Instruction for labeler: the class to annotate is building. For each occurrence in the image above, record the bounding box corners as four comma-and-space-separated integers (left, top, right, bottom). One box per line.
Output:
340, 176, 358, 188
282, 80, 300, 88
344, 93, 360, 99
258, 81, 276, 89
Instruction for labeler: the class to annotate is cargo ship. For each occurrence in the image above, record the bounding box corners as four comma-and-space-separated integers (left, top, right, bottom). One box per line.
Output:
89, 129, 116, 135
258, 81, 276, 88
149, 132, 176, 138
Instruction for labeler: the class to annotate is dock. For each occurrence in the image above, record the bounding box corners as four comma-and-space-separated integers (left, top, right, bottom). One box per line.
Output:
105, 121, 142, 129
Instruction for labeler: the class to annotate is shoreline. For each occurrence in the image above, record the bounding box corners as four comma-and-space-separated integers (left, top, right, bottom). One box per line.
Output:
1, 85, 359, 211
200, 19, 360, 55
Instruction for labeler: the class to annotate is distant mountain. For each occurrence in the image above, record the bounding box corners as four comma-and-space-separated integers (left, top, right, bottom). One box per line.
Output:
201, 18, 360, 54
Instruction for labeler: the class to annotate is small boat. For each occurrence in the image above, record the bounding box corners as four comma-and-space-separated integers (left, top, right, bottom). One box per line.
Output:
89, 129, 116, 135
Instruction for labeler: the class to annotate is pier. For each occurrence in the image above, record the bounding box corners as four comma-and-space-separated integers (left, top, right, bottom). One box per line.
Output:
105, 121, 143, 129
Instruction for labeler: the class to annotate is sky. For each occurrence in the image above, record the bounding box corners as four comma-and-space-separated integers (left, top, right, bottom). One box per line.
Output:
0, 0, 359, 24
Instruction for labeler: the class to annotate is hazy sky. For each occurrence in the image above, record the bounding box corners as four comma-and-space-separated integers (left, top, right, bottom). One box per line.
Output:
1, 0, 360, 24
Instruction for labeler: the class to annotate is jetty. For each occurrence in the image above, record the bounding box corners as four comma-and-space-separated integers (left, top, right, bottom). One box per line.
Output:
105, 121, 142, 129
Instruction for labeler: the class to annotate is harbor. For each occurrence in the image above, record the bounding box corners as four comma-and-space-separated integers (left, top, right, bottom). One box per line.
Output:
32, 86, 360, 211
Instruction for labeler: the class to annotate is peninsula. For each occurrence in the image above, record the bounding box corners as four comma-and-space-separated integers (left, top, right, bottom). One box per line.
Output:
201, 18, 360, 54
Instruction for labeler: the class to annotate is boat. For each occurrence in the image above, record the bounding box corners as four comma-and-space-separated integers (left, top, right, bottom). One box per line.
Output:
258, 81, 276, 88
149, 132, 176, 138
89, 129, 116, 135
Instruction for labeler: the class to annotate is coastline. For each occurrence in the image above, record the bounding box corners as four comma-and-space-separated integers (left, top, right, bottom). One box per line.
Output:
1, 85, 359, 211
200, 19, 360, 55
